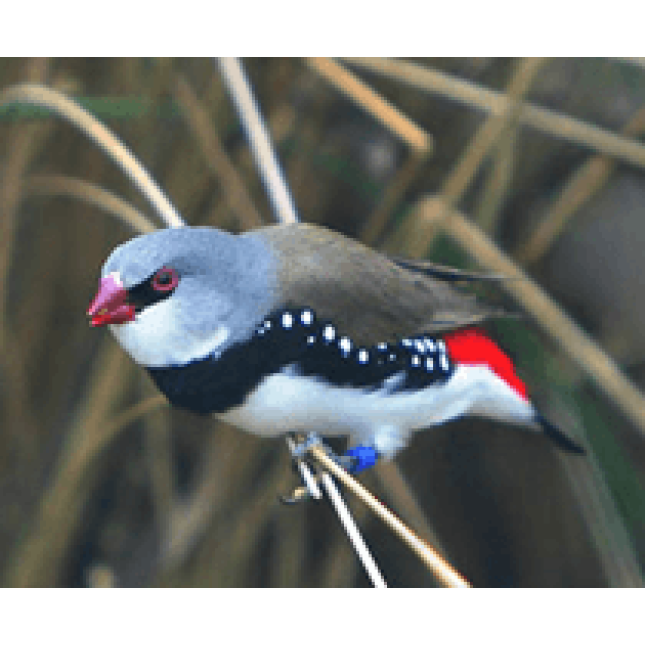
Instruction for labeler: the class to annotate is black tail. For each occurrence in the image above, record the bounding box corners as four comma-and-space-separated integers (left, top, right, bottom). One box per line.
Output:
536, 414, 586, 455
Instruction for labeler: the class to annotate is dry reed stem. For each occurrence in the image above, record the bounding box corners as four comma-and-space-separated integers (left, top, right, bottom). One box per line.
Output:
475, 120, 518, 235
360, 151, 429, 246
408, 196, 645, 436
160, 427, 262, 572
343, 58, 645, 171
310, 446, 471, 588
305, 58, 433, 156
0, 83, 184, 228
24, 174, 157, 233
422, 58, 547, 247
218, 58, 299, 225
144, 402, 175, 542
515, 104, 645, 265
4, 390, 167, 586
211, 452, 295, 586
269, 497, 307, 587
318, 471, 387, 587
558, 449, 643, 587
374, 462, 448, 559
173, 74, 265, 230
0, 61, 54, 455
319, 502, 366, 587
4, 342, 139, 586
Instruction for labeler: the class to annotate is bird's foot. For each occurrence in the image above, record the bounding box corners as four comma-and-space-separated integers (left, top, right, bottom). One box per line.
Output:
280, 484, 314, 505
288, 431, 323, 459
280, 436, 379, 505
281, 432, 323, 505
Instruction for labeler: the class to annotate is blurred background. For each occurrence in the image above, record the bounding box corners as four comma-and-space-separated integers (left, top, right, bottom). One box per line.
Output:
0, 57, 644, 587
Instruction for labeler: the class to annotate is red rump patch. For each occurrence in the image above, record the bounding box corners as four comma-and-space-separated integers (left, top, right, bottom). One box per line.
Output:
443, 328, 528, 400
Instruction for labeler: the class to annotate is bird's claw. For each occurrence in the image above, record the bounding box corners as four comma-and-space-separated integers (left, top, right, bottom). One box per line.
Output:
279, 485, 313, 505
281, 434, 380, 505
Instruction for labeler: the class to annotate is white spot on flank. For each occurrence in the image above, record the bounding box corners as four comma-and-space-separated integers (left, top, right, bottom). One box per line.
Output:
281, 312, 294, 329
425, 357, 434, 371
339, 337, 352, 355
358, 349, 369, 364
300, 310, 314, 326
307, 335, 316, 345
323, 325, 336, 342
411, 355, 421, 367
440, 354, 449, 371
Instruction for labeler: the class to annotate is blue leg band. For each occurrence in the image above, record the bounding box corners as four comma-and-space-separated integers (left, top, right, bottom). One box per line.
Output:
344, 445, 379, 474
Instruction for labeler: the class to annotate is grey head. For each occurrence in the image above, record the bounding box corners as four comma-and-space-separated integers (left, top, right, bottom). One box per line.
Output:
100, 226, 278, 367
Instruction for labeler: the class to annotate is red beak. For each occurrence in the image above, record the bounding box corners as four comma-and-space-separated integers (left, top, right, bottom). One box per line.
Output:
87, 273, 136, 327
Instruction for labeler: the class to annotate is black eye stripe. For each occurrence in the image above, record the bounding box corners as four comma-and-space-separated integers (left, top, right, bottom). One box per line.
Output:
127, 271, 176, 313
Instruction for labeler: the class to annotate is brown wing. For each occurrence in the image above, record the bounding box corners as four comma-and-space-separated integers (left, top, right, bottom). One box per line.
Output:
249, 223, 508, 347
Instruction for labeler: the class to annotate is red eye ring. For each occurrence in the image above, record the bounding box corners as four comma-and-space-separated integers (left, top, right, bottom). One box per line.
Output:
151, 266, 179, 292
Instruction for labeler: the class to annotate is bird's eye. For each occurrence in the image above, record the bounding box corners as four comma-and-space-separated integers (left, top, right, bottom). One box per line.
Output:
151, 266, 179, 293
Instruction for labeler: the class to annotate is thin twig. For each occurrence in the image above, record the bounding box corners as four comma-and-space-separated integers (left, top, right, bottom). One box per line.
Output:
24, 174, 157, 233
217, 58, 299, 225
342, 58, 645, 171
421, 57, 547, 248
4, 343, 140, 586
173, 74, 265, 230
306, 57, 433, 155
0, 83, 184, 228
0, 62, 54, 459
306, 57, 434, 245
160, 427, 267, 573
309, 446, 471, 588
373, 462, 449, 560
474, 120, 518, 236
318, 471, 387, 588
515, 104, 645, 266
319, 496, 368, 587
360, 151, 429, 246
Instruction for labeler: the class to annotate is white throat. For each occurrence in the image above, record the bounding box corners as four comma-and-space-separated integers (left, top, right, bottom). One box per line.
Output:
109, 298, 230, 367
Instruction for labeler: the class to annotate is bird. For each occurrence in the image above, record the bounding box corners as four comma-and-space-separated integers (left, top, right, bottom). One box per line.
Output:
87, 222, 585, 474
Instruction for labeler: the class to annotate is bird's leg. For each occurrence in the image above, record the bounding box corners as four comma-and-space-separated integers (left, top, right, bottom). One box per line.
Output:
287, 431, 324, 459
281, 432, 324, 505
289, 431, 381, 474
280, 434, 381, 504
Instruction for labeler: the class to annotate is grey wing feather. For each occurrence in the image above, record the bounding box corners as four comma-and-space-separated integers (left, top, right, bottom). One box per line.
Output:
246, 223, 510, 346
388, 256, 509, 282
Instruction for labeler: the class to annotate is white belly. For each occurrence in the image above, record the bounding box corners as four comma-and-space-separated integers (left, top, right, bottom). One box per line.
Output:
218, 363, 534, 456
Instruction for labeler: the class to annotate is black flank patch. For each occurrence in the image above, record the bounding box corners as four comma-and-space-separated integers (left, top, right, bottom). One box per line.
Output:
147, 307, 455, 415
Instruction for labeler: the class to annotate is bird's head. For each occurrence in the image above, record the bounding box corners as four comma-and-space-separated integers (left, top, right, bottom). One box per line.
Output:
88, 226, 276, 367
